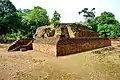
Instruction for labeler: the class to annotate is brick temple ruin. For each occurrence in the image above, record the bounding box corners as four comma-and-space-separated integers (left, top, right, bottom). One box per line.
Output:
8, 23, 111, 56
32, 23, 111, 56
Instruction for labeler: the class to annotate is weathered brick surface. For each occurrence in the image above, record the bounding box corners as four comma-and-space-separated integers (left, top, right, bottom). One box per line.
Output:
34, 37, 59, 44
8, 39, 33, 51
32, 23, 110, 56
57, 38, 111, 56
33, 37, 111, 56
75, 30, 98, 37
33, 43, 57, 56
34, 23, 99, 39
33, 37, 59, 56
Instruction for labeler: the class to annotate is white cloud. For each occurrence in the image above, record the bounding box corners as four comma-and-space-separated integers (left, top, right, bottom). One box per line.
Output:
11, 0, 120, 23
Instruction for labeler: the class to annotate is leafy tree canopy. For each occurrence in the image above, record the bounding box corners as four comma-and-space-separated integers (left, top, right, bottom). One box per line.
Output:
79, 8, 95, 24
95, 11, 119, 25
51, 10, 61, 24
21, 6, 50, 36
22, 6, 50, 27
0, 0, 18, 35
95, 11, 120, 38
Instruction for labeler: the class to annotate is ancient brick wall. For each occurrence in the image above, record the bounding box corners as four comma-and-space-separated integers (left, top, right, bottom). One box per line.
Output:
33, 37, 111, 56
33, 37, 59, 56
57, 38, 111, 56
71, 26, 99, 37
75, 30, 98, 37
8, 39, 33, 51
33, 43, 57, 56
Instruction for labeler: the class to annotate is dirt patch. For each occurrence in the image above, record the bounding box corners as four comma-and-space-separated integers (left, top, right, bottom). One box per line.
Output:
0, 44, 120, 80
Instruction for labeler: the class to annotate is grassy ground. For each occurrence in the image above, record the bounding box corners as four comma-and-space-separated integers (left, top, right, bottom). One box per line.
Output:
0, 44, 120, 80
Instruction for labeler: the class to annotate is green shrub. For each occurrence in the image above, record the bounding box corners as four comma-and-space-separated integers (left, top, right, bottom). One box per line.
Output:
6, 32, 27, 40
97, 24, 120, 38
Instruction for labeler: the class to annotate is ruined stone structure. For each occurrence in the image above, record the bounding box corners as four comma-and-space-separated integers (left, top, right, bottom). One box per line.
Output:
33, 23, 99, 39
33, 23, 111, 56
8, 39, 33, 51
33, 25, 55, 39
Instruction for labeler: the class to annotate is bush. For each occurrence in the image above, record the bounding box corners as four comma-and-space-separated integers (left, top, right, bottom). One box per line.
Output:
6, 32, 27, 40
97, 24, 120, 38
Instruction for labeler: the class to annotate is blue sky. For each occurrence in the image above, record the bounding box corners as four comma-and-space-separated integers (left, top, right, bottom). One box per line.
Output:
10, 0, 120, 23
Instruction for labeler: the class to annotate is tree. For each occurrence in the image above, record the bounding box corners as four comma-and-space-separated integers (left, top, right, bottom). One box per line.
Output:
0, 0, 19, 41
95, 11, 119, 25
95, 11, 120, 38
78, 8, 96, 31
17, 9, 30, 35
0, 0, 17, 33
78, 8, 95, 24
97, 24, 120, 38
51, 10, 61, 24
22, 6, 50, 37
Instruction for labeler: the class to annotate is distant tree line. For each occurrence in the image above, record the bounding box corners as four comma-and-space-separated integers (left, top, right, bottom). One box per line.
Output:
79, 8, 120, 38
0, 0, 120, 42
0, 0, 60, 41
